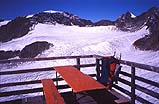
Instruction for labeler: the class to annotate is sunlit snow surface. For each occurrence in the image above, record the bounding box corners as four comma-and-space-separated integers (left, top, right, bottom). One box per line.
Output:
0, 20, 10, 27
130, 12, 136, 18
1, 23, 158, 66
0, 23, 159, 103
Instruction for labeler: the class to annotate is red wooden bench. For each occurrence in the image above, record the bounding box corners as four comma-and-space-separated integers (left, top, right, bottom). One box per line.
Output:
41, 79, 65, 104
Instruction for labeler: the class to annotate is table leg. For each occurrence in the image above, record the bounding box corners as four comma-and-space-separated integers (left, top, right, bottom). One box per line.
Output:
56, 72, 58, 86
73, 92, 78, 104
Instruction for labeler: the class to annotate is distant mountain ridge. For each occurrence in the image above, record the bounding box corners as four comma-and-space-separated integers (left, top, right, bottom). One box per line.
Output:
115, 7, 159, 32
28, 11, 94, 27
94, 20, 115, 26
133, 7, 159, 51
0, 6, 159, 58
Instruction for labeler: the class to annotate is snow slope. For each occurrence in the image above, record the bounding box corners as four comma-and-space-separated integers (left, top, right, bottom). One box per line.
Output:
0, 20, 10, 27
0, 23, 159, 103
1, 23, 158, 66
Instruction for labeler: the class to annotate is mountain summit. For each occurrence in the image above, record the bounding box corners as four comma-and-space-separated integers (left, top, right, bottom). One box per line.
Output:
115, 7, 159, 31
133, 7, 159, 51
28, 11, 94, 27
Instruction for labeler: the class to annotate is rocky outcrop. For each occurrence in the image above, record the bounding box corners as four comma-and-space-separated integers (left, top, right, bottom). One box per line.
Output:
133, 35, 159, 51
0, 50, 20, 60
0, 41, 53, 60
95, 20, 115, 26
133, 13, 159, 51
0, 17, 33, 42
19, 41, 53, 58
29, 11, 94, 27
115, 7, 159, 32
115, 12, 134, 31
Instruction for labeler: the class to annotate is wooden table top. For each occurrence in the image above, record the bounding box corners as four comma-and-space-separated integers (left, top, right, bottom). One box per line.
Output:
54, 66, 105, 93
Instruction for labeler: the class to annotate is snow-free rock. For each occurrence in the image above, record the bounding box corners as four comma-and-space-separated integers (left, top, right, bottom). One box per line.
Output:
133, 13, 159, 51
95, 20, 115, 26
115, 12, 134, 31
0, 17, 33, 42
115, 7, 159, 32
0, 50, 20, 60
29, 11, 93, 27
19, 41, 53, 58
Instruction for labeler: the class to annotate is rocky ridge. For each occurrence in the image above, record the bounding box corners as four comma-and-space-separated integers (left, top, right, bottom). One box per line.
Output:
0, 41, 53, 60
0, 17, 34, 42
115, 7, 159, 32
133, 11, 159, 51
28, 11, 94, 27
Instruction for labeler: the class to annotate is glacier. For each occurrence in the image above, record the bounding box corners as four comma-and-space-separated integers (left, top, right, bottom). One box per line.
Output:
0, 23, 158, 66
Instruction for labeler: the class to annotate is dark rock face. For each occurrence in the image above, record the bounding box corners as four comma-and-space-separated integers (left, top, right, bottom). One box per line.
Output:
0, 41, 53, 59
0, 50, 20, 60
95, 20, 115, 26
133, 32, 159, 51
115, 12, 134, 31
133, 36, 159, 51
133, 13, 159, 51
115, 7, 159, 51
133, 7, 159, 30
0, 17, 33, 42
29, 12, 94, 27
115, 7, 159, 32
19, 41, 53, 58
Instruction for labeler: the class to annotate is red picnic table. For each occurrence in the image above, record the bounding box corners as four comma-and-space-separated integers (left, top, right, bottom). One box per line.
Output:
53, 65, 105, 93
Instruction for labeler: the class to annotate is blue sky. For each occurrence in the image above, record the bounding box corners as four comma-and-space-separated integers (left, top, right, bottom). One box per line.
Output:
0, 0, 159, 22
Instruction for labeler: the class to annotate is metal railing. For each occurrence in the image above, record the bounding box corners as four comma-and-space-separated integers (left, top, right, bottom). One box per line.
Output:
0, 55, 159, 104
0, 55, 95, 103
95, 55, 159, 104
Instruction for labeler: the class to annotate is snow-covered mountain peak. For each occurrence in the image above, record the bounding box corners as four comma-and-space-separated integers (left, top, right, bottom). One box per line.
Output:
130, 12, 136, 18
43, 10, 62, 14
121, 12, 134, 19
26, 10, 63, 18
44, 10, 80, 20
27, 10, 93, 27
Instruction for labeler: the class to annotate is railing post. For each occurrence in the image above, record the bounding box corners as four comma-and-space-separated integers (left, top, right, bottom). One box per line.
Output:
76, 58, 80, 70
96, 58, 100, 81
56, 72, 58, 87
131, 66, 136, 104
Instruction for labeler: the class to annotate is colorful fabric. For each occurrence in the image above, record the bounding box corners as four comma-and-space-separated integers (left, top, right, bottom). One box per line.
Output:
98, 56, 120, 89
